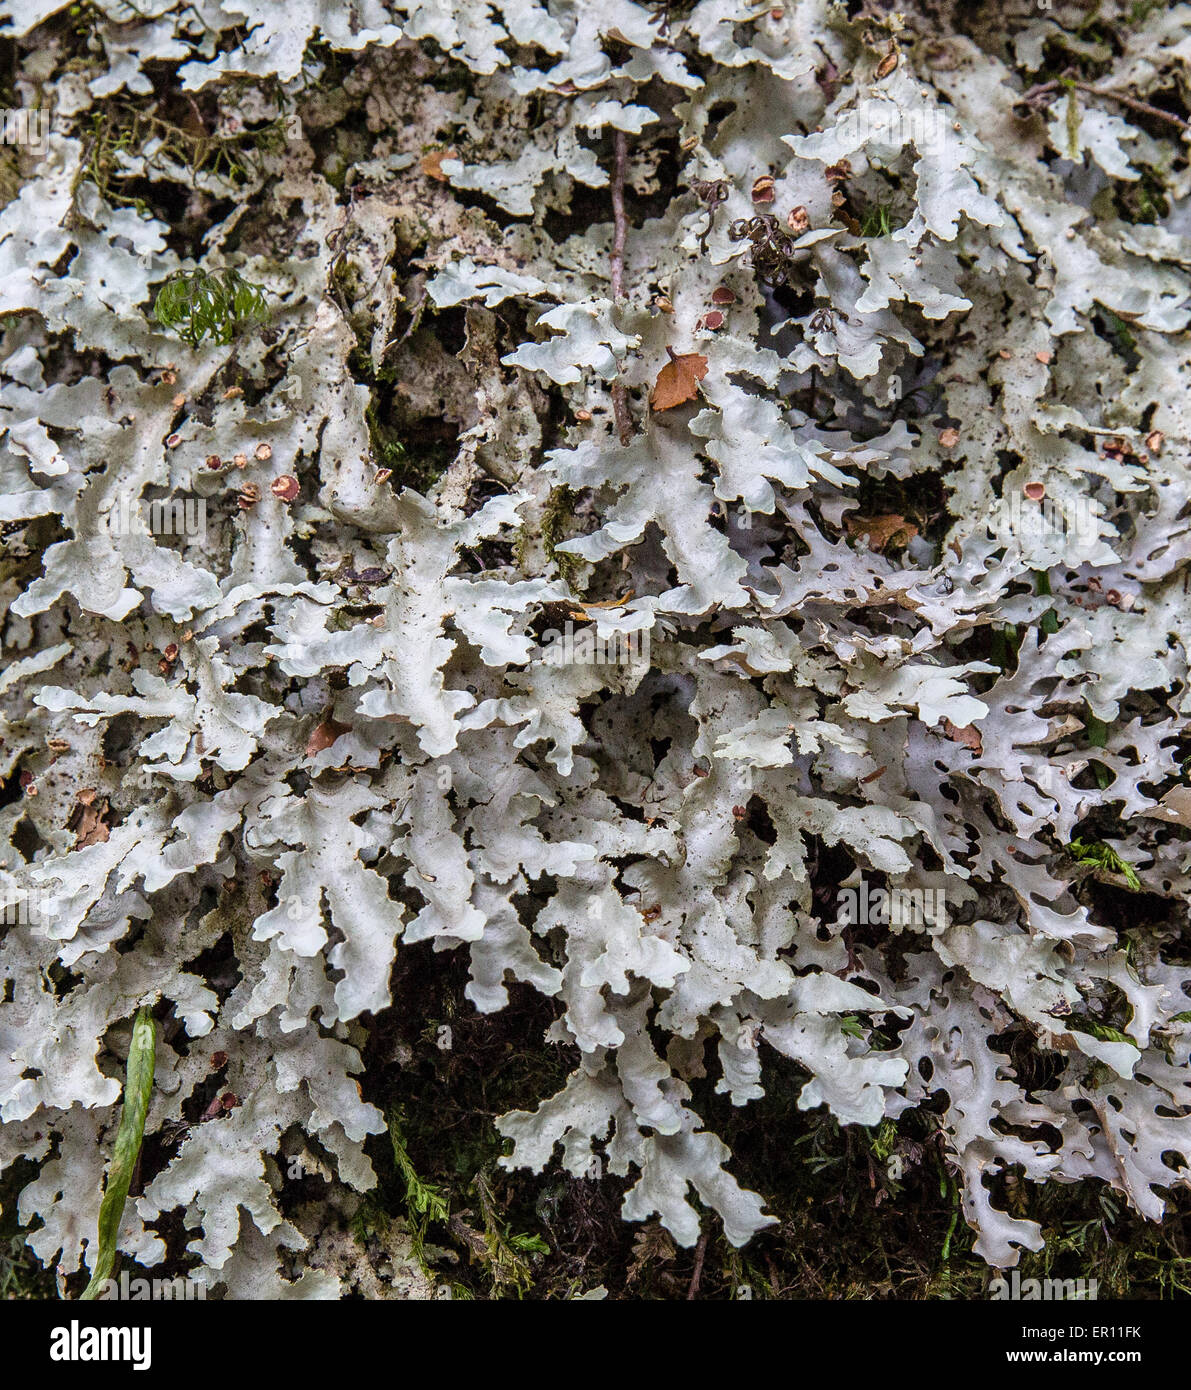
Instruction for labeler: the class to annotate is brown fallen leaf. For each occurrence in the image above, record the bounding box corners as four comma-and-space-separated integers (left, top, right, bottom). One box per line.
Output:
306, 718, 350, 757
626, 1223, 677, 1289
68, 791, 111, 847
650, 352, 708, 411
567, 590, 634, 619
420, 148, 457, 181
831, 201, 861, 235
942, 719, 983, 754
844, 512, 919, 552
1141, 786, 1191, 827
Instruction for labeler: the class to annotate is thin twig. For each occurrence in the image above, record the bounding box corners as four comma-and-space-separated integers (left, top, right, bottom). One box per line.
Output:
610, 132, 628, 301
687, 1231, 709, 1300
1021, 76, 1189, 133
609, 130, 634, 447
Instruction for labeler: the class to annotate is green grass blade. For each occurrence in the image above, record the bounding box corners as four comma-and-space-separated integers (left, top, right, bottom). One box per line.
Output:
79, 1006, 156, 1300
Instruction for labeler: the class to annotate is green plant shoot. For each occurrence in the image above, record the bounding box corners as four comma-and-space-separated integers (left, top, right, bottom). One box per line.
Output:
79, 1005, 156, 1300
152, 268, 269, 348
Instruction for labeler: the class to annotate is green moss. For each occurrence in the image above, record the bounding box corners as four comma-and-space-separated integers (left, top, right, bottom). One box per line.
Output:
0, 146, 21, 211
332, 260, 367, 308
73, 101, 291, 221
360, 945, 1191, 1301
1116, 168, 1170, 225
539, 485, 583, 587
351, 348, 451, 495
859, 202, 894, 238
358, 950, 569, 1298
365, 399, 406, 468
1066, 838, 1142, 891
0, 1161, 57, 1299
153, 268, 270, 349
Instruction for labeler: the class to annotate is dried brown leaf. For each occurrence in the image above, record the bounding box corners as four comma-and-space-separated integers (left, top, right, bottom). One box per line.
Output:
306, 718, 350, 758
942, 720, 983, 754
844, 513, 918, 552
650, 352, 708, 411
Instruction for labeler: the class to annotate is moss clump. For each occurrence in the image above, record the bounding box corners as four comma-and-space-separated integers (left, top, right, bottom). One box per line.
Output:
0, 1160, 57, 1299
539, 485, 583, 587
351, 347, 452, 495
74, 100, 291, 220
357, 958, 1191, 1300
153, 268, 270, 348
